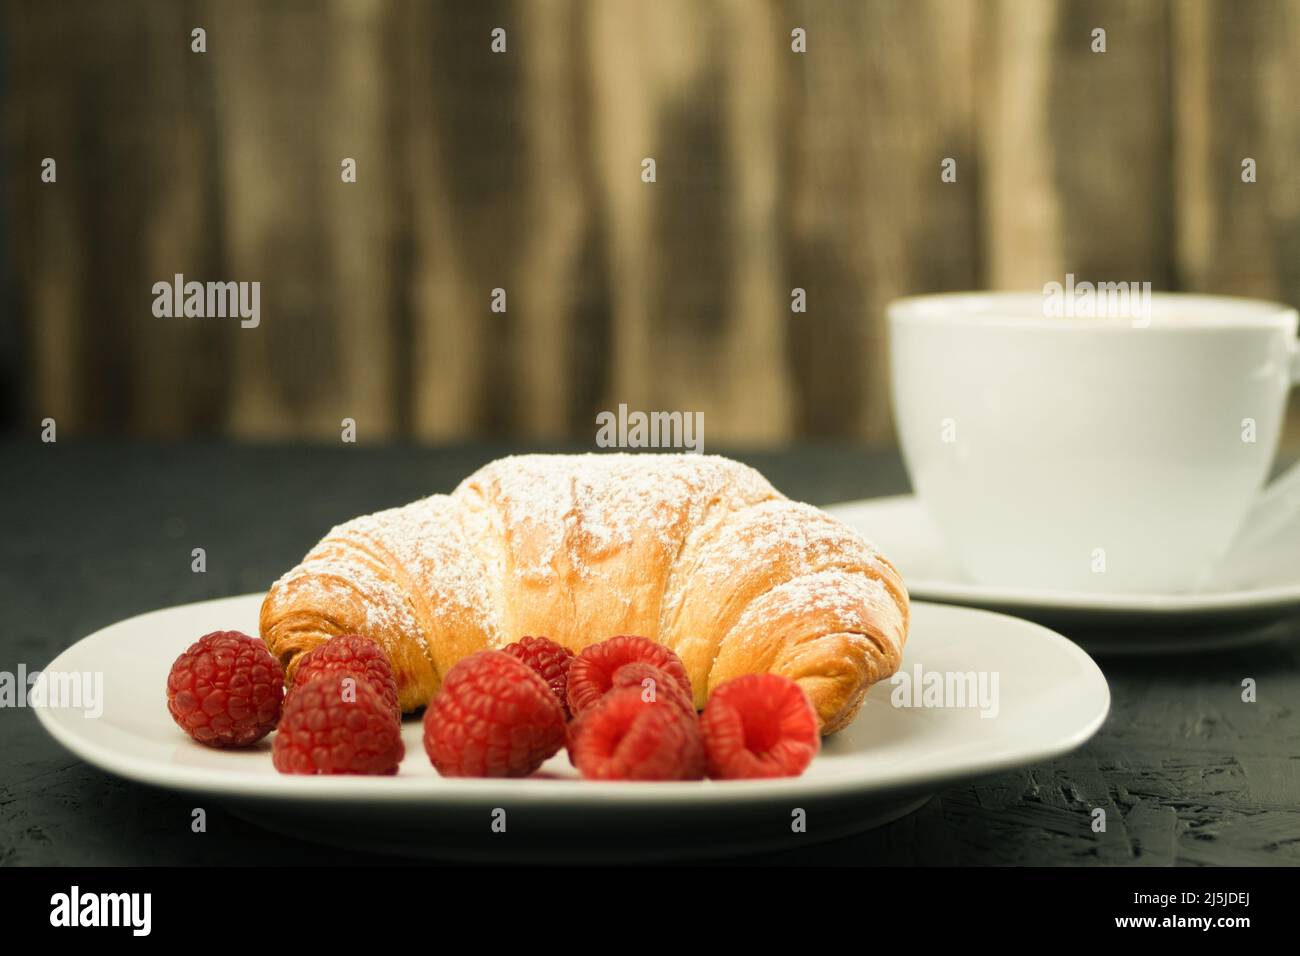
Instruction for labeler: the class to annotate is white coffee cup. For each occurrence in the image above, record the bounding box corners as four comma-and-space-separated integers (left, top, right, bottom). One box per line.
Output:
889, 292, 1300, 594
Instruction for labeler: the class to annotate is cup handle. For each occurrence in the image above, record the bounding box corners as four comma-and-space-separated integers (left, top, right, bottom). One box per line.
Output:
1229, 339, 1300, 557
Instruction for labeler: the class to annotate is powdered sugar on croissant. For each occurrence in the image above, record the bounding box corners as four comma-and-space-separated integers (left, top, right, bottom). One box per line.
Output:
260, 453, 909, 733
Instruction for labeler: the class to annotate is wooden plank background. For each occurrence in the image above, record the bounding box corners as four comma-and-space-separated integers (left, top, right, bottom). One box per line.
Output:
3, 0, 1299, 447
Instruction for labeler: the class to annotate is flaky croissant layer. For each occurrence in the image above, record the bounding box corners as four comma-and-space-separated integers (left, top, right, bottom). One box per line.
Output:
260, 454, 908, 734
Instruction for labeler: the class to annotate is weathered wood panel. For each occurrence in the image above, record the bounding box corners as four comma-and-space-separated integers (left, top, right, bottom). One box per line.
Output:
981, 0, 1173, 288
3, 0, 1298, 447
1174, 0, 1300, 435
785, 0, 979, 440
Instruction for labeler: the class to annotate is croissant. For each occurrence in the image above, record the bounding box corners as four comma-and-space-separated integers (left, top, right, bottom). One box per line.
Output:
259, 454, 909, 734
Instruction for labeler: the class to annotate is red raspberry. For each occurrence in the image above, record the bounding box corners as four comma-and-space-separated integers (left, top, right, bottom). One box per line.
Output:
291, 633, 400, 720
566, 635, 692, 716
423, 651, 565, 778
700, 674, 820, 779
166, 630, 284, 747
503, 635, 574, 719
567, 686, 705, 781
609, 662, 696, 716
272, 675, 405, 775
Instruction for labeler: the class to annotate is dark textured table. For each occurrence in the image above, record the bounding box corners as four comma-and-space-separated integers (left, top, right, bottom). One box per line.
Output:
3, 440, 1298, 866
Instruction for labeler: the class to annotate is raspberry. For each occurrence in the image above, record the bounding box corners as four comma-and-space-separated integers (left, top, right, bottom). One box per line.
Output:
609, 662, 696, 716
566, 635, 692, 716
166, 630, 284, 747
566, 686, 705, 781
423, 651, 565, 778
291, 633, 400, 720
272, 675, 405, 775
700, 674, 820, 779
503, 635, 574, 719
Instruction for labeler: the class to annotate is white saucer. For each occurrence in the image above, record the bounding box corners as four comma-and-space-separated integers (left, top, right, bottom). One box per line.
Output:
824, 495, 1300, 651
34, 593, 1108, 861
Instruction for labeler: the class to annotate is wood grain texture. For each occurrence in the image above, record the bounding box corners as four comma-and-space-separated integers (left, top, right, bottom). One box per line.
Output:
785, 0, 978, 441
1173, 0, 1300, 439
3, 0, 1299, 447
982, 0, 1173, 288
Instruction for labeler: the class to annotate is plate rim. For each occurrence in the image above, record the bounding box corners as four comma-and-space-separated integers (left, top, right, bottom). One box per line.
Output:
34, 594, 1110, 807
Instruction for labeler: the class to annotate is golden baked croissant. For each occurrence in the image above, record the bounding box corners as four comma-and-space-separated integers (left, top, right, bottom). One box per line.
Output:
259, 454, 908, 734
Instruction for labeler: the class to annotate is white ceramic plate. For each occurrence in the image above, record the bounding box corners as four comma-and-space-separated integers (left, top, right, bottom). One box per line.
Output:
824, 495, 1300, 650
34, 593, 1109, 861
